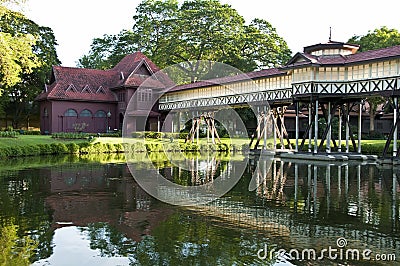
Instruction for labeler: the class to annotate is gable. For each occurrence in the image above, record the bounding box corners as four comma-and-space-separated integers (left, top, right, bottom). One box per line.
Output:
66, 84, 77, 92
132, 59, 154, 77
285, 52, 316, 66
82, 85, 92, 93
96, 86, 106, 94
135, 63, 152, 76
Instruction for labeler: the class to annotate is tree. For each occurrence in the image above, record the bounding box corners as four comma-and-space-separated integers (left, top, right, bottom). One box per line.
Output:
348, 26, 400, 135
348, 26, 400, 52
0, 7, 39, 92
0, 4, 60, 128
79, 0, 291, 81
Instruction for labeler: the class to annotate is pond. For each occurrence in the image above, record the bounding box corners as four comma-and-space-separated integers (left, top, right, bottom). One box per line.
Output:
0, 153, 399, 265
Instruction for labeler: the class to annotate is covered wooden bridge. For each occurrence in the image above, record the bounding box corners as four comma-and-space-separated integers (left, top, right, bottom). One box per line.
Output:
159, 41, 400, 158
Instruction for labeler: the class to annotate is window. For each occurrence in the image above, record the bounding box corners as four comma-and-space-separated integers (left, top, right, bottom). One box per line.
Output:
80, 109, 92, 117
138, 89, 152, 102
43, 108, 48, 117
119, 92, 125, 102
95, 110, 106, 118
64, 109, 77, 117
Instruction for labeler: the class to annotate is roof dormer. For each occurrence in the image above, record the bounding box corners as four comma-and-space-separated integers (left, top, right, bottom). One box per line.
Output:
303, 41, 360, 57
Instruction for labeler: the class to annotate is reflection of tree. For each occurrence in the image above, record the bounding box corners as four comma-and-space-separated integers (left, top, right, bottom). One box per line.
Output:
80, 222, 136, 257
0, 168, 53, 261
130, 213, 274, 265
0, 223, 37, 266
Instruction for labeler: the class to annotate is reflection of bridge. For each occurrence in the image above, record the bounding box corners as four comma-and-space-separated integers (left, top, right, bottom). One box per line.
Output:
157, 157, 400, 254
159, 42, 400, 157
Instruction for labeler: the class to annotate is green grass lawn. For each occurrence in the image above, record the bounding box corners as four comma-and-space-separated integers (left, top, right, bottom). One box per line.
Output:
0, 135, 87, 148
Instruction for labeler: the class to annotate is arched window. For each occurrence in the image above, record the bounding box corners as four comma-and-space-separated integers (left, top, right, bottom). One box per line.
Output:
80, 109, 92, 117
43, 108, 48, 117
94, 110, 106, 118
64, 109, 77, 117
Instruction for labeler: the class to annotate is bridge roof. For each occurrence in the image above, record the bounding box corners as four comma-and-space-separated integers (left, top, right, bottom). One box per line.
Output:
167, 68, 285, 93
285, 44, 400, 68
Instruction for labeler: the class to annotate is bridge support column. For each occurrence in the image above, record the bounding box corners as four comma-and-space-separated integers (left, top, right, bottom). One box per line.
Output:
358, 102, 362, 153
257, 106, 261, 140
346, 104, 350, 153
326, 101, 331, 153
393, 98, 398, 157
263, 105, 268, 149
272, 110, 277, 150
196, 111, 200, 144
314, 99, 319, 154
171, 113, 175, 133
308, 104, 312, 152
295, 102, 299, 152
338, 107, 342, 152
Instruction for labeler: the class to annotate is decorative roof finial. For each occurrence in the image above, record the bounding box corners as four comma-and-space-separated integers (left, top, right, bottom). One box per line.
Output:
329, 27, 332, 42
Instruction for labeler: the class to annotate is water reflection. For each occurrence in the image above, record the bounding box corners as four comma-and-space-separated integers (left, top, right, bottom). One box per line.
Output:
0, 154, 398, 265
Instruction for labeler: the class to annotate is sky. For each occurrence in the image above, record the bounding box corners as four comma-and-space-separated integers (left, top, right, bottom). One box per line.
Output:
22, 0, 400, 68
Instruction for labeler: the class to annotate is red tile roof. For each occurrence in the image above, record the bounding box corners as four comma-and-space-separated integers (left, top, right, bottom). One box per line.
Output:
36, 52, 174, 102
167, 68, 285, 92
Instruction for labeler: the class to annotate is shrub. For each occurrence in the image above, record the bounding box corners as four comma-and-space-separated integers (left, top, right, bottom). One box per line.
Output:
37, 144, 52, 155
66, 143, 80, 153
130, 142, 146, 152
52, 132, 88, 139
50, 143, 69, 154
145, 132, 162, 139
9, 146, 23, 157
0, 131, 19, 138
179, 132, 189, 139
114, 143, 124, 153
131, 132, 146, 138
21, 145, 41, 156
22, 130, 41, 135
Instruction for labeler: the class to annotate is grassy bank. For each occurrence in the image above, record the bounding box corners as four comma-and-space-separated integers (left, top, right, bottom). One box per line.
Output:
0, 135, 396, 158
0, 135, 248, 158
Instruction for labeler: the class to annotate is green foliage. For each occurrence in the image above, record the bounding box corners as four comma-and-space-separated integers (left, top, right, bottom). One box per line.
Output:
0, 4, 60, 128
145, 131, 162, 139
348, 27, 399, 134
50, 143, 68, 154
0, 130, 19, 138
20, 130, 41, 135
79, 0, 291, 78
66, 142, 80, 153
0, 223, 38, 266
20, 144, 40, 156
348, 26, 400, 52
52, 132, 89, 140
0, 6, 40, 90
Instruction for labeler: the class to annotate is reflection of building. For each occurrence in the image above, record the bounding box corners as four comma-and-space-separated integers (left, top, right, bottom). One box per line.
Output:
36, 53, 171, 134
42, 163, 173, 242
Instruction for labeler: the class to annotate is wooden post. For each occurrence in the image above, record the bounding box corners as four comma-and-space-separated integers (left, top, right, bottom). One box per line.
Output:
326, 101, 331, 153
314, 99, 319, 154
273, 110, 277, 150
295, 102, 299, 152
338, 107, 342, 152
263, 105, 267, 149
346, 104, 350, 153
394, 98, 398, 157
308, 104, 312, 153
358, 102, 362, 153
